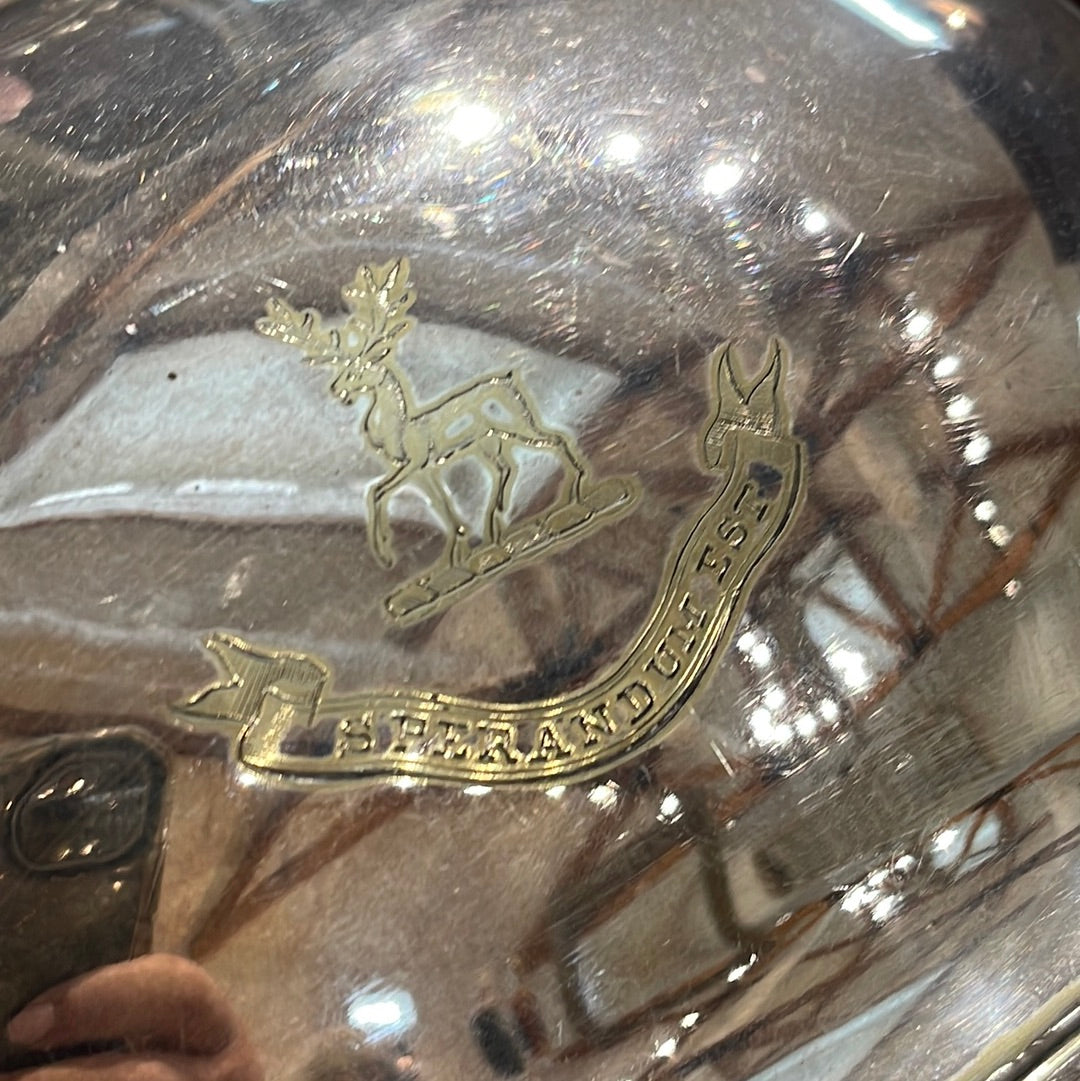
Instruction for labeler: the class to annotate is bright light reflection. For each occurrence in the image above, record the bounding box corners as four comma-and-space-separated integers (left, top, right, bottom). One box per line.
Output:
605, 132, 643, 165
904, 309, 935, 341
588, 782, 619, 810
463, 785, 491, 796
658, 793, 682, 821
934, 354, 962, 380
802, 208, 830, 235
727, 954, 757, 982
749, 641, 773, 669
818, 697, 840, 724
680, 1012, 700, 1029
447, 102, 502, 145
946, 395, 974, 421
974, 499, 997, 522
871, 895, 901, 923
827, 647, 872, 692
702, 160, 745, 197
346, 985, 417, 1041
795, 712, 818, 738
762, 686, 787, 711
750, 706, 793, 746
964, 433, 992, 465
655, 1038, 678, 1059
830, 0, 946, 46
545, 785, 567, 799
945, 8, 968, 29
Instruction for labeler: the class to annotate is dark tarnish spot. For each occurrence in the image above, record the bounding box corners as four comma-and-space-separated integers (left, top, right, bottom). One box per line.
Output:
749, 460, 783, 500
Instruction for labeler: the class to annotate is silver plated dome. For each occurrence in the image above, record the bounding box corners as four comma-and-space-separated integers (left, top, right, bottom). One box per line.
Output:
1, 1, 1079, 1078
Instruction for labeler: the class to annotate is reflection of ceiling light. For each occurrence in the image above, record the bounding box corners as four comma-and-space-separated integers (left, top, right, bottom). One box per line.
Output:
830, 0, 945, 47
828, 647, 871, 692
605, 131, 643, 165
447, 102, 502, 145
946, 394, 974, 421
588, 782, 619, 810
655, 1038, 678, 1059
727, 954, 757, 982
802, 207, 830, 235
545, 785, 566, 799
904, 309, 935, 341
945, 8, 968, 30
702, 160, 745, 197
658, 793, 682, 822
933, 354, 961, 380
680, 1012, 700, 1029
974, 500, 997, 522
963, 433, 992, 465
749, 641, 773, 669
347, 985, 417, 1041
463, 785, 491, 796
762, 686, 787, 711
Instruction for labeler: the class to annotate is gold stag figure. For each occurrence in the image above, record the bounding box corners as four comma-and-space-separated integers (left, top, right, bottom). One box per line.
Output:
256, 261, 635, 607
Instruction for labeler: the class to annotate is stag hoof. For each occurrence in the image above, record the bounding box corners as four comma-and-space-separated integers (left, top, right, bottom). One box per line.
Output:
368, 524, 397, 568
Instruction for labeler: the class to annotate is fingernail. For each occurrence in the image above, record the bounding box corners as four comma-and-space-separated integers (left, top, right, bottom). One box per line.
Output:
7, 1002, 55, 1045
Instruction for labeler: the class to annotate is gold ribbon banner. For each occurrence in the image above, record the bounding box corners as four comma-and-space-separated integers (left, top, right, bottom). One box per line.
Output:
173, 340, 805, 787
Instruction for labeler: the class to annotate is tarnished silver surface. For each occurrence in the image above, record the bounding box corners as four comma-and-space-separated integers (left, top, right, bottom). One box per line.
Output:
1, 0, 1079, 1078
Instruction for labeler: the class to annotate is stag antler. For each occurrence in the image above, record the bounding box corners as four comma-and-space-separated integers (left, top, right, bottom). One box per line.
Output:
255, 258, 416, 368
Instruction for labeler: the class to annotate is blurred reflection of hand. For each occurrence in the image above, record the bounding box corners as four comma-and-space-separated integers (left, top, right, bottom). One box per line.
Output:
3, 955, 264, 1080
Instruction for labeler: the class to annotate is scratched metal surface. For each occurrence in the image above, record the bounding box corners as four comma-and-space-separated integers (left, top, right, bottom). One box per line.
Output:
1, 0, 1079, 1078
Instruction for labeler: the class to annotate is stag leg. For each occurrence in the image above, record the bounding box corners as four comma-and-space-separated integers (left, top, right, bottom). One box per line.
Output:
367, 462, 418, 567
489, 439, 519, 545
419, 471, 470, 567
542, 431, 587, 506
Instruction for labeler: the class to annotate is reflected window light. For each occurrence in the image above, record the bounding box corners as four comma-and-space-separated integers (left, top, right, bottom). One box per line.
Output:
605, 132, 643, 165
904, 308, 935, 342
974, 499, 997, 523
702, 160, 745, 198
829, 0, 946, 47
931, 813, 1002, 872
933, 354, 962, 381
963, 432, 992, 465
447, 102, 502, 145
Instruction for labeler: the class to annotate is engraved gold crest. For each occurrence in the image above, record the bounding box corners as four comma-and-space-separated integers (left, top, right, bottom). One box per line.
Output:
173, 260, 806, 786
